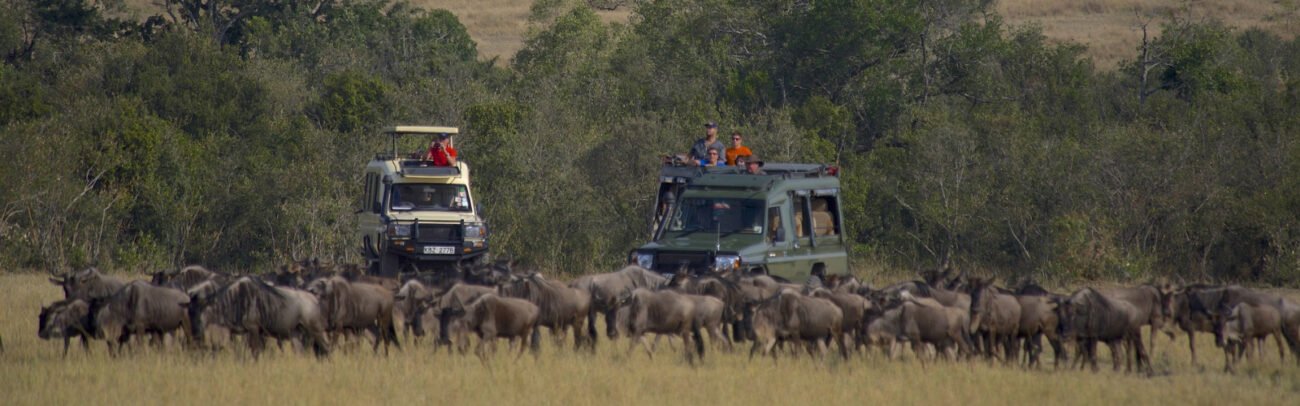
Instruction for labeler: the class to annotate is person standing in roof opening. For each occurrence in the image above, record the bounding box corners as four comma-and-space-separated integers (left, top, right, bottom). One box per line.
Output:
690, 121, 726, 162
725, 131, 752, 166
425, 133, 458, 166
699, 147, 727, 167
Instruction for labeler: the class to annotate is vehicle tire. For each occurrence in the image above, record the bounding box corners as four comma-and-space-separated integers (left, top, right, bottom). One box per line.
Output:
379, 252, 402, 277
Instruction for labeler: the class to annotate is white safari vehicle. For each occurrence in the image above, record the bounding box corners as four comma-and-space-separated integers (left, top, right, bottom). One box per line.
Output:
357, 126, 488, 276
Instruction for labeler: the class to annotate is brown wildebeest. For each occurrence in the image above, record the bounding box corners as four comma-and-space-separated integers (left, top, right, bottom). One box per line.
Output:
499, 273, 593, 351
668, 269, 745, 343
419, 282, 496, 352
38, 299, 95, 357
89, 281, 191, 355
569, 265, 668, 340
676, 293, 730, 351
967, 278, 1021, 363
443, 293, 540, 361
151, 265, 230, 291
395, 279, 437, 342
1217, 301, 1285, 372
620, 288, 705, 362
191, 276, 330, 358
1056, 288, 1149, 373
50, 267, 128, 302
306, 276, 400, 354
1015, 294, 1065, 368
748, 289, 847, 360
894, 292, 972, 362
863, 306, 905, 359
1095, 283, 1174, 353
809, 288, 869, 353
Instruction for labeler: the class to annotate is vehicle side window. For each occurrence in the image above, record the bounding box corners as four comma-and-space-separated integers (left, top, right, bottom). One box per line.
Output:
371, 176, 384, 213
811, 196, 839, 236
362, 174, 373, 212
767, 207, 784, 243
792, 195, 807, 239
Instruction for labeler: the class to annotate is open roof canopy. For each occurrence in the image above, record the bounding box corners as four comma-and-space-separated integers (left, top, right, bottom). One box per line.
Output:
382, 126, 460, 135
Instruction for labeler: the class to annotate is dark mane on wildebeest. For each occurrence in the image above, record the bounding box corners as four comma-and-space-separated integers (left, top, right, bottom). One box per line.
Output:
152, 265, 231, 291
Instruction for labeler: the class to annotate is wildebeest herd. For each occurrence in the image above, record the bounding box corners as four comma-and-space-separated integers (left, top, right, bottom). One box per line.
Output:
35, 262, 1300, 373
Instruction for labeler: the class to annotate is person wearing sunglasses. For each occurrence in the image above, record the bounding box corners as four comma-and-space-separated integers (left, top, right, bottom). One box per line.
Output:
725, 131, 753, 166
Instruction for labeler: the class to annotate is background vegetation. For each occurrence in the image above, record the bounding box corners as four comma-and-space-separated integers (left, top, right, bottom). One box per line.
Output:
1, 0, 1299, 284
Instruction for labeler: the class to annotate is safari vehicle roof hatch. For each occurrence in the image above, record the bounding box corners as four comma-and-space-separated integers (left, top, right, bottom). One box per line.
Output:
376, 125, 464, 178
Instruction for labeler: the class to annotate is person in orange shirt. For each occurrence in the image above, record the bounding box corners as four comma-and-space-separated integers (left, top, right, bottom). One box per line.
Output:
725, 131, 753, 166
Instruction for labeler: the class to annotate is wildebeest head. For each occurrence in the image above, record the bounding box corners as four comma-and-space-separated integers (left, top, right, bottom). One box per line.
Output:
967, 277, 994, 331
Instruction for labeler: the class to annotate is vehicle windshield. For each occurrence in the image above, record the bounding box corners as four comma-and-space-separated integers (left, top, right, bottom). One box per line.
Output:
666, 198, 764, 235
390, 184, 471, 212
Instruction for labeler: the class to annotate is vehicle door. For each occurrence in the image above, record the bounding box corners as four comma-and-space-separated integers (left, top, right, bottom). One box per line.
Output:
761, 198, 800, 278
808, 189, 849, 275
356, 172, 387, 260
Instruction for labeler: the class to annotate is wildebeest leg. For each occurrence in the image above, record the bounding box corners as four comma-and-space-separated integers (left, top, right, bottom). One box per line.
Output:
1186, 330, 1199, 367
62, 337, 71, 358
605, 308, 620, 339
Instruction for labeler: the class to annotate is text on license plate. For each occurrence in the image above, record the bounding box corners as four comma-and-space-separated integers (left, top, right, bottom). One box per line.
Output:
423, 246, 455, 255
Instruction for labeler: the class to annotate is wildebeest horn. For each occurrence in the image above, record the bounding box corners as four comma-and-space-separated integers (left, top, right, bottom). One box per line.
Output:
49, 277, 64, 285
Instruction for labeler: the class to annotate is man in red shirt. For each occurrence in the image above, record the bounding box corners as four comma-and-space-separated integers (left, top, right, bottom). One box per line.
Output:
425, 133, 458, 166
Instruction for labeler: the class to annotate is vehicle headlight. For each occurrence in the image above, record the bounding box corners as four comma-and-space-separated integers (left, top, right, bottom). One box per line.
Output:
635, 252, 655, 269
387, 223, 411, 238
714, 255, 741, 272
463, 223, 487, 240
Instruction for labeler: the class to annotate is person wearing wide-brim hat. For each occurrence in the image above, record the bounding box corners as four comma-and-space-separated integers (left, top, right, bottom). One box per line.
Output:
744, 155, 765, 175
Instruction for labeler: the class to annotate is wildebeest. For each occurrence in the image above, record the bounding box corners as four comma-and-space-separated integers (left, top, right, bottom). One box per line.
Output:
442, 293, 540, 361
1015, 294, 1065, 368
50, 267, 127, 301
415, 282, 497, 352
748, 289, 847, 360
863, 306, 905, 358
89, 281, 191, 355
305, 276, 400, 354
568, 265, 668, 340
894, 292, 972, 362
967, 278, 1021, 362
1094, 283, 1174, 353
151, 265, 230, 291
395, 279, 437, 341
190, 276, 330, 358
1056, 288, 1150, 373
620, 288, 705, 362
499, 272, 593, 351
38, 299, 95, 357
1217, 302, 1285, 372
809, 288, 870, 352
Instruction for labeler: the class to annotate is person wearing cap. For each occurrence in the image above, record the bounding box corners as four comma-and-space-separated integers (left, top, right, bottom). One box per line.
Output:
425, 133, 458, 166
744, 155, 766, 175
725, 131, 753, 166
689, 121, 726, 162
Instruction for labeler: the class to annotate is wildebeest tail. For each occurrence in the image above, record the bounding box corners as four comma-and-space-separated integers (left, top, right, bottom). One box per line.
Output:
530, 326, 541, 354
386, 322, 401, 349
692, 321, 705, 359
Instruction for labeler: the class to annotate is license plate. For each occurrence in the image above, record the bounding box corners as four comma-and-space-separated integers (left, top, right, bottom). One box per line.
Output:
423, 246, 455, 255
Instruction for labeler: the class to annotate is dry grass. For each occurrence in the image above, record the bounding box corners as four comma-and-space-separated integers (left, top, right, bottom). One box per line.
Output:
3, 272, 1300, 405
115, 0, 1295, 68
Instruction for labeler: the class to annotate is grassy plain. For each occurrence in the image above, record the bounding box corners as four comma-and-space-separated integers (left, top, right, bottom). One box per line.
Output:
2, 272, 1299, 405
117, 0, 1297, 67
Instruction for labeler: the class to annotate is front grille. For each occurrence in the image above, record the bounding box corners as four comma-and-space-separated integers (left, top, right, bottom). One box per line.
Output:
654, 252, 711, 273
417, 224, 461, 243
